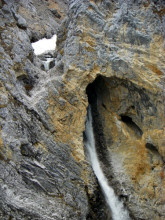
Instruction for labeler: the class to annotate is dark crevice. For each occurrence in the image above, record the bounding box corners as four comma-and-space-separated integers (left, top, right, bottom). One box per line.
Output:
85, 76, 146, 220
86, 81, 97, 104
30, 36, 38, 43
145, 143, 165, 167
145, 143, 159, 154
120, 115, 143, 137
85, 78, 113, 219
86, 79, 112, 168
17, 75, 36, 95
102, 103, 106, 109
85, 184, 112, 220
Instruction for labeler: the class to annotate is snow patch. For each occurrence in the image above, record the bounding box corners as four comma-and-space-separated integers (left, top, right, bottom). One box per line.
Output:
32, 34, 57, 55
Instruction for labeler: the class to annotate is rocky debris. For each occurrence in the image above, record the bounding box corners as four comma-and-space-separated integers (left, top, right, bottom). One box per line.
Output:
50, 8, 61, 18
16, 15, 27, 29
0, 0, 165, 220
12, 9, 27, 29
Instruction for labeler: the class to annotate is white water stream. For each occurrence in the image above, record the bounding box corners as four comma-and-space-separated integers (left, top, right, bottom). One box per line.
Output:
42, 57, 55, 71
84, 105, 131, 220
31, 35, 57, 71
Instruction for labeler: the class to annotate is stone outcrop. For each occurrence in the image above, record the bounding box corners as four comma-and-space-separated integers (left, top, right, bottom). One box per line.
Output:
0, 0, 165, 219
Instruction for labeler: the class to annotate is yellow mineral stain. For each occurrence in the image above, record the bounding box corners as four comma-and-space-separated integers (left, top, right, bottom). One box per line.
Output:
0, 129, 4, 150
83, 36, 96, 47
47, 87, 87, 162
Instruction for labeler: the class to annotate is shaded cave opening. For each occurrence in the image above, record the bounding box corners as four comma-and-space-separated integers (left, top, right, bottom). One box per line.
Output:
85, 76, 113, 220
145, 143, 164, 171
17, 74, 37, 96
84, 75, 134, 220
120, 115, 143, 137
86, 80, 97, 105
85, 76, 111, 165
145, 143, 158, 154
84, 75, 149, 220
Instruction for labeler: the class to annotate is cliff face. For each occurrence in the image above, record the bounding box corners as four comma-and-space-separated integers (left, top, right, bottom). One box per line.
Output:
0, 0, 165, 219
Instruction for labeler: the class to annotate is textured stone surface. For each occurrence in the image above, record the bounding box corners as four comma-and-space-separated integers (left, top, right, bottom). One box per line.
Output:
57, 0, 165, 219
0, 0, 91, 219
0, 0, 165, 219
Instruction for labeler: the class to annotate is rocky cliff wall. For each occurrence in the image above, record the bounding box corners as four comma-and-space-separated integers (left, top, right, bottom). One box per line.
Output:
0, 0, 165, 219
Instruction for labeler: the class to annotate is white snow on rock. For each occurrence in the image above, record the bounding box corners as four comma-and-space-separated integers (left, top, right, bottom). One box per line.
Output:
32, 34, 57, 55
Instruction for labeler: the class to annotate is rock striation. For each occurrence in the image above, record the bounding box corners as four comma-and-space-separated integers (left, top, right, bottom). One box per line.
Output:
0, 0, 165, 219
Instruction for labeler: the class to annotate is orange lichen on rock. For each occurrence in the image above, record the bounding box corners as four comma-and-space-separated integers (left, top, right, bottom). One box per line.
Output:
83, 36, 96, 47
0, 129, 4, 150
160, 169, 164, 180
47, 87, 87, 162
146, 64, 163, 76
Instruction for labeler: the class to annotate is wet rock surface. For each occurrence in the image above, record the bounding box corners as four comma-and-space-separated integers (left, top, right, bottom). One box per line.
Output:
0, 0, 165, 219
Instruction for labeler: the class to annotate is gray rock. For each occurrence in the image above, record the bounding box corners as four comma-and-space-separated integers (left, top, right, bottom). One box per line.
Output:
0, 0, 2, 8
17, 15, 27, 29
50, 9, 61, 18
0, 0, 165, 220
11, 9, 27, 29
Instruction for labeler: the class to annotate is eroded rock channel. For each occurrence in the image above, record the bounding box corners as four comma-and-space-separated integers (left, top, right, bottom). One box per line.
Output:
84, 75, 164, 219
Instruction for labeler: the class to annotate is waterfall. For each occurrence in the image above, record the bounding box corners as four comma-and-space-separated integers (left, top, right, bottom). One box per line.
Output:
42, 58, 54, 71
84, 105, 131, 220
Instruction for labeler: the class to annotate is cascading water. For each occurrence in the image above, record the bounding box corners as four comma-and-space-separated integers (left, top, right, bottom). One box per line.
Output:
42, 57, 55, 71
31, 34, 56, 71
84, 105, 131, 220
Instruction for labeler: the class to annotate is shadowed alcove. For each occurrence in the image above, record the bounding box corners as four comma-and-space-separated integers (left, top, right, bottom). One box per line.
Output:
84, 71, 163, 219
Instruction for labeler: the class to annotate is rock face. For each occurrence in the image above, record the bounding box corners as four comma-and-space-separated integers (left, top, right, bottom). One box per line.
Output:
0, 0, 165, 219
